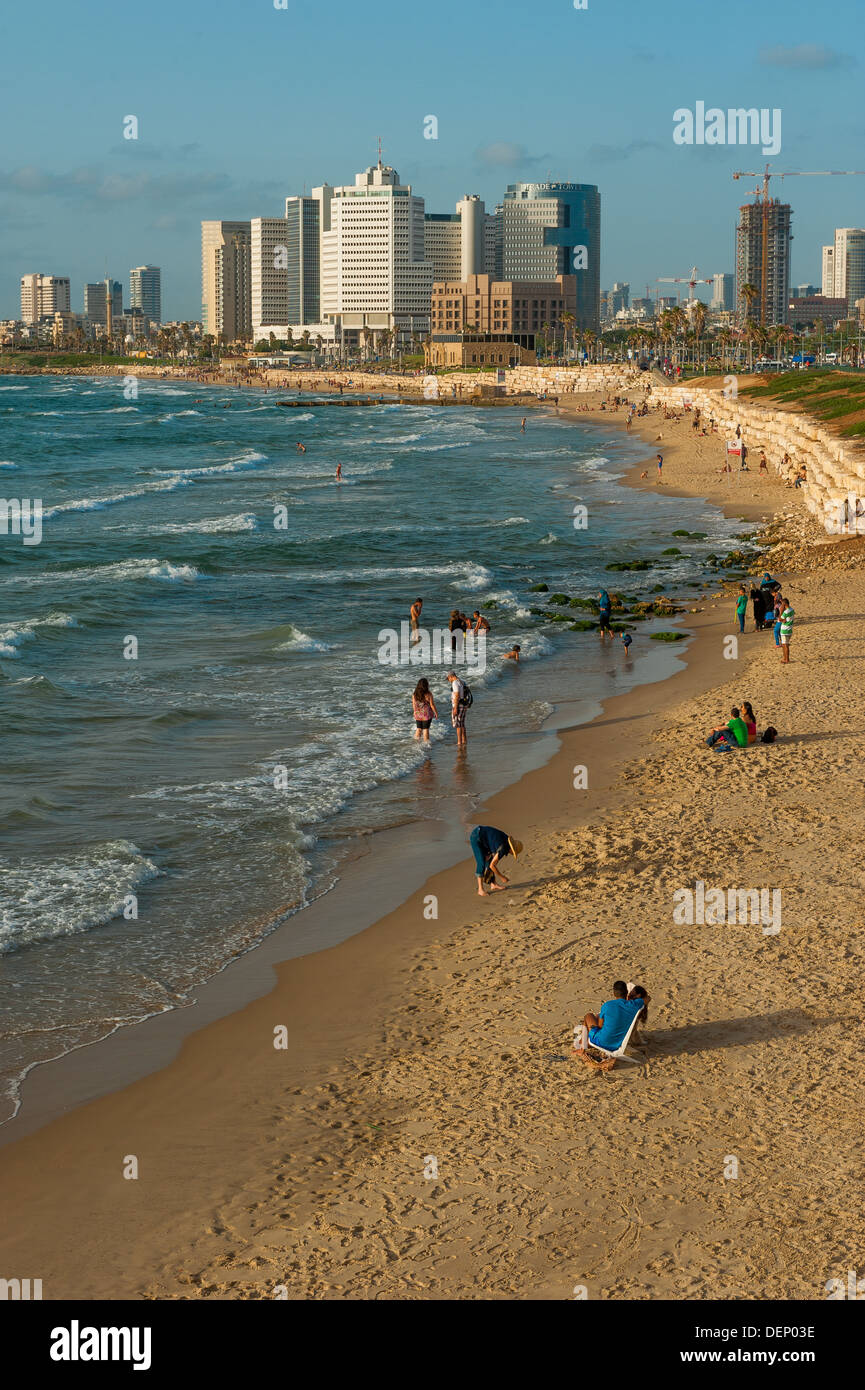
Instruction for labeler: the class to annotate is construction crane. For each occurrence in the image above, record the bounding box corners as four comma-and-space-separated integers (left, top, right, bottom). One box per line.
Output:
732, 164, 865, 324
656, 266, 713, 305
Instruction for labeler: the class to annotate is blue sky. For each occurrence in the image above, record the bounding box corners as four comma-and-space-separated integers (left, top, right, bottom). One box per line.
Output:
2, 0, 863, 320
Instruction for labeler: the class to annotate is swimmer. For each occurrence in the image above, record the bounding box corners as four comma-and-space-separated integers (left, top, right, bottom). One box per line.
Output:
296, 442, 306, 453
502, 644, 521, 662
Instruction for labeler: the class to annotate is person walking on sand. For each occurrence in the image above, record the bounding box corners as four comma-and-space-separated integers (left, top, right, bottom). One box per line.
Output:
735, 586, 748, 634
778, 598, 795, 664
469, 824, 523, 897
446, 670, 470, 747
411, 678, 438, 743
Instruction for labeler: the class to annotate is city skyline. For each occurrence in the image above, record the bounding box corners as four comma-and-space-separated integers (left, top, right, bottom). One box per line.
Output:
2, 0, 864, 321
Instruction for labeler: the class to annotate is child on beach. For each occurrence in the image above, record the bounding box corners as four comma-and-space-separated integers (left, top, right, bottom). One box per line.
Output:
621, 631, 633, 655
735, 587, 748, 634
502, 644, 521, 662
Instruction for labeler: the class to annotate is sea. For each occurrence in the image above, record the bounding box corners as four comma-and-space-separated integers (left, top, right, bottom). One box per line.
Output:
0, 373, 751, 1122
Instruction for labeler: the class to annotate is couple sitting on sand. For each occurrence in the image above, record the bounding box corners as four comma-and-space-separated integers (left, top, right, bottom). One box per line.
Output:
574, 980, 650, 1070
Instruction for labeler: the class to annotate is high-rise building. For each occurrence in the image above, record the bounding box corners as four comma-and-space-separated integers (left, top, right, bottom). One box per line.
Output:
318, 160, 433, 343
284, 196, 321, 325
501, 181, 600, 331
423, 213, 462, 281
821, 245, 835, 296
831, 228, 865, 314
423, 195, 500, 284
83, 279, 122, 327
129, 266, 161, 325
251, 217, 291, 334
710, 272, 734, 312
484, 205, 503, 279
201, 221, 252, 340
791, 283, 818, 299
735, 199, 792, 324
20, 273, 71, 323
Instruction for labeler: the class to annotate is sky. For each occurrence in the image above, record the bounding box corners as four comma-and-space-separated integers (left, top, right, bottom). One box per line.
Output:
1, 0, 864, 321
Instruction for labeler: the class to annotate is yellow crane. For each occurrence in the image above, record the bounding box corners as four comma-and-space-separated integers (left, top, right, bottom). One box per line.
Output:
732, 164, 865, 324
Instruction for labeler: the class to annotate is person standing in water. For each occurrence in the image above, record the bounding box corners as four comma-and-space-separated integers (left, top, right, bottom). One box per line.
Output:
410, 597, 423, 644
520, 417, 527, 432
335, 462, 342, 482
446, 670, 469, 748
411, 678, 438, 743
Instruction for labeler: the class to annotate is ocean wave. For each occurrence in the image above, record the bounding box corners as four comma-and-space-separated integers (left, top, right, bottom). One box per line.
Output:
0, 611, 77, 659
276, 628, 335, 652
0, 841, 160, 953
10, 558, 201, 587
154, 513, 257, 535
0, 461, 17, 468
106, 406, 140, 413
42, 474, 192, 519
151, 449, 267, 480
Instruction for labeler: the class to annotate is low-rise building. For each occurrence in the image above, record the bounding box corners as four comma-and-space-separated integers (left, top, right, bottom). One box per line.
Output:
430, 273, 576, 337
788, 294, 848, 329
424, 333, 536, 368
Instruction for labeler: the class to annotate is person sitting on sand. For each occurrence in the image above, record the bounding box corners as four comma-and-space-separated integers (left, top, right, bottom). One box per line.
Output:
706, 707, 749, 750
502, 644, 521, 662
574, 981, 646, 1068
469, 825, 523, 897
741, 700, 757, 743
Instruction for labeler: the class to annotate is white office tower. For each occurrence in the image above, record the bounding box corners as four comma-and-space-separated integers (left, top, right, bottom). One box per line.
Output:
319, 161, 434, 343
20, 274, 71, 323
832, 228, 865, 314
129, 266, 161, 324
710, 272, 734, 311
251, 218, 291, 335
821, 245, 835, 297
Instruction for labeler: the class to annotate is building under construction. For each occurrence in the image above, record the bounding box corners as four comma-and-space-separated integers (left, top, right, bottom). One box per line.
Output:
735, 199, 792, 326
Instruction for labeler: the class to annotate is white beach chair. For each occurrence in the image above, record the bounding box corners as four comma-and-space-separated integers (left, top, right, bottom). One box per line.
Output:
574, 1004, 646, 1067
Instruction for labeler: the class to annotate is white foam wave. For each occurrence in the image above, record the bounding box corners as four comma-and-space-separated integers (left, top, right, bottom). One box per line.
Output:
0, 841, 160, 952
276, 629, 335, 653
0, 611, 77, 659
157, 513, 257, 535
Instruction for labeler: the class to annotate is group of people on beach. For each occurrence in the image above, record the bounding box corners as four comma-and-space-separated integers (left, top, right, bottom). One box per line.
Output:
734, 572, 795, 662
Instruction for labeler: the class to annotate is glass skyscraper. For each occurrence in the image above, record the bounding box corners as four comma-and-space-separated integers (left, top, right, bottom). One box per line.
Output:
502, 181, 600, 330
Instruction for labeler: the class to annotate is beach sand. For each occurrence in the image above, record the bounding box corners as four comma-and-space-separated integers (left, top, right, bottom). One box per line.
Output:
1, 394, 863, 1301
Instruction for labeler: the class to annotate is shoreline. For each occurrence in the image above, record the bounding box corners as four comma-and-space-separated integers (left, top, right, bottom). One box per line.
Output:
3, 386, 861, 1299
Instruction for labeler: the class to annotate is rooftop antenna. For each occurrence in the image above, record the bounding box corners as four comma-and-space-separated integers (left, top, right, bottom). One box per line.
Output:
377, 136, 383, 170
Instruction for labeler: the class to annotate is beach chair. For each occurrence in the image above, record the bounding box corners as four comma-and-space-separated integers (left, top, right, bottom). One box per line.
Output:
575, 1004, 646, 1068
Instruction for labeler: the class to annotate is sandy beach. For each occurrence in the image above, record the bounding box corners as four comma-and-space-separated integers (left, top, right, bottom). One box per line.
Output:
1, 390, 863, 1301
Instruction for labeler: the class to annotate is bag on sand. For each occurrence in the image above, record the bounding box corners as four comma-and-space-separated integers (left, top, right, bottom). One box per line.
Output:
761, 725, 778, 744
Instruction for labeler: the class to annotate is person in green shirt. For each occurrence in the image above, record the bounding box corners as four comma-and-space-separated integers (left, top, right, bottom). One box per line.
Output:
779, 599, 795, 664
735, 586, 748, 634
706, 707, 749, 749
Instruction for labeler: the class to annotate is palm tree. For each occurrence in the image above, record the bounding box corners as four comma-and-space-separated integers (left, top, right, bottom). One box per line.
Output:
740, 282, 759, 327
690, 300, 707, 369
560, 311, 576, 360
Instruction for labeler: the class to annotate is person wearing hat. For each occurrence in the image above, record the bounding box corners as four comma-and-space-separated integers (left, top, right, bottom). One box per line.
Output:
469, 824, 523, 897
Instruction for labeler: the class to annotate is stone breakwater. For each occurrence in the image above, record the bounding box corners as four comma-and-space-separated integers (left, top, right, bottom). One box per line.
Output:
648, 383, 865, 536
505, 364, 644, 395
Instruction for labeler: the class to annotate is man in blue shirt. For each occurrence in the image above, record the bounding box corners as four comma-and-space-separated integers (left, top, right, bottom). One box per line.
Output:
469, 824, 523, 897
574, 981, 646, 1067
